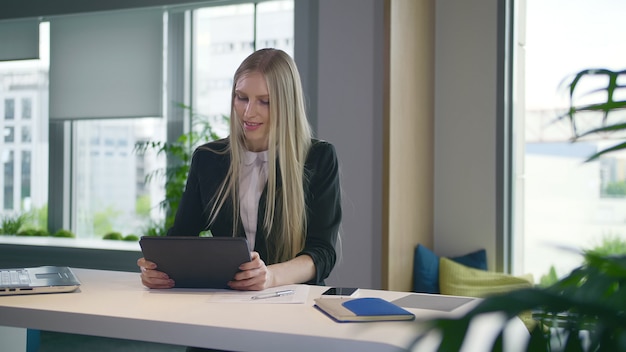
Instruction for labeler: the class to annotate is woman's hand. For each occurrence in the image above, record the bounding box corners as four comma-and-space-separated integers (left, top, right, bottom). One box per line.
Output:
137, 257, 175, 289
228, 251, 274, 291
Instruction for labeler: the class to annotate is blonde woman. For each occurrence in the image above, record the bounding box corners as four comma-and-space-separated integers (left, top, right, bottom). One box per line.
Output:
138, 48, 342, 291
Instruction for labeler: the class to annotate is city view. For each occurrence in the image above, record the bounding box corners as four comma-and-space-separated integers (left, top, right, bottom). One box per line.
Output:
0, 1, 294, 239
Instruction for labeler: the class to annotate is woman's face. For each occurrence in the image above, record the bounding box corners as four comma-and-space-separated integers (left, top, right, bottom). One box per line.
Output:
234, 71, 270, 152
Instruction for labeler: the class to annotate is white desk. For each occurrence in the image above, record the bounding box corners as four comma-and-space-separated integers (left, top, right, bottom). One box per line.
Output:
0, 268, 527, 351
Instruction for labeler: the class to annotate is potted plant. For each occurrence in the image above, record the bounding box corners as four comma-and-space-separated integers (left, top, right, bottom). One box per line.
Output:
413, 68, 626, 351
135, 104, 228, 235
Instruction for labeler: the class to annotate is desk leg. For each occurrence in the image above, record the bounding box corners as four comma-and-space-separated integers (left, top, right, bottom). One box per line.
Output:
0, 326, 39, 352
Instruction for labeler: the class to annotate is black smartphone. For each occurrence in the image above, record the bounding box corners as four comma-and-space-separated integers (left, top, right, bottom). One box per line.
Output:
321, 287, 359, 296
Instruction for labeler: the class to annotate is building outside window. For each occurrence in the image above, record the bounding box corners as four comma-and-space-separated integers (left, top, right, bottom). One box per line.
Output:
512, 0, 626, 283
0, 1, 294, 240
22, 97, 32, 119
0, 24, 49, 225
4, 98, 14, 120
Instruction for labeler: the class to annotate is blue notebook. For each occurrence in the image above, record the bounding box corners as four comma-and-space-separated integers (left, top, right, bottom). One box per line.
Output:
314, 297, 415, 322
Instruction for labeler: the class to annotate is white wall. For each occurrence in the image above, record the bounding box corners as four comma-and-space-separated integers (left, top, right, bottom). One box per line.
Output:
313, 0, 385, 289
434, 0, 501, 269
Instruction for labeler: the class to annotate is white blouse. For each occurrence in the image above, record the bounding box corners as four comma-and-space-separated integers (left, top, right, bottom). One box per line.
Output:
239, 150, 269, 251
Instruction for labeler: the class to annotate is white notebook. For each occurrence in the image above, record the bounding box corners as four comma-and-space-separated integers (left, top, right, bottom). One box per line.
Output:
0, 266, 81, 296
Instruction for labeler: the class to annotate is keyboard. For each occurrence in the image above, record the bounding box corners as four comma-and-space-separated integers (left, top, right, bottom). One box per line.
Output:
0, 269, 31, 286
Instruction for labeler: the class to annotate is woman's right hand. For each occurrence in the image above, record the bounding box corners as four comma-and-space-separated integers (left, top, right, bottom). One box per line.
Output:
137, 257, 175, 289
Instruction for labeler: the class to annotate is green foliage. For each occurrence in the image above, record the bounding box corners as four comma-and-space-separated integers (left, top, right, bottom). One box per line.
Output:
53, 229, 75, 238
135, 194, 152, 217
16, 228, 49, 237
539, 265, 559, 288
143, 223, 167, 237
0, 213, 30, 235
93, 206, 121, 237
18, 205, 48, 230
412, 252, 626, 351
135, 104, 228, 235
588, 234, 626, 257
103, 232, 124, 240
604, 180, 626, 197
557, 68, 626, 162
123, 234, 140, 241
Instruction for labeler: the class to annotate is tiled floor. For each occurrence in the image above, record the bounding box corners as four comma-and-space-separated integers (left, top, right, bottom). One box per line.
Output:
38, 331, 186, 352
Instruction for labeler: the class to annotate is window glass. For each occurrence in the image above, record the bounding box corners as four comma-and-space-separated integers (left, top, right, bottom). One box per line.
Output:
3, 150, 14, 210
514, 0, 626, 283
0, 22, 48, 222
193, 1, 294, 136
22, 97, 32, 119
73, 118, 166, 239
256, 1, 294, 55
21, 126, 31, 143
0, 2, 294, 240
4, 126, 14, 142
193, 3, 254, 135
4, 99, 14, 120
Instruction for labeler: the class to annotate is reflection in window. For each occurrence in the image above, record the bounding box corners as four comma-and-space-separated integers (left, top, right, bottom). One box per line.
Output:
21, 126, 32, 143
4, 99, 14, 120
21, 151, 31, 201
22, 98, 32, 119
4, 126, 14, 143
3, 150, 14, 210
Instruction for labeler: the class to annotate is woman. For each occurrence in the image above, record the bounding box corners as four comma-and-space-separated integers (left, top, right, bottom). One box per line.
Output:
138, 48, 342, 291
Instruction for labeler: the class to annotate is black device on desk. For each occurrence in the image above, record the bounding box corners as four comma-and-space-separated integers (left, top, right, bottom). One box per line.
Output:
139, 236, 251, 289
322, 287, 359, 297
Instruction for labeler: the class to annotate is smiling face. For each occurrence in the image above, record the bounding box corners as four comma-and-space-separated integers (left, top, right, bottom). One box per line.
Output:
233, 71, 271, 152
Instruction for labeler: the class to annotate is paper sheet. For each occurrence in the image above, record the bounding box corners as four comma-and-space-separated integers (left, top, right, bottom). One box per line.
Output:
205, 284, 309, 304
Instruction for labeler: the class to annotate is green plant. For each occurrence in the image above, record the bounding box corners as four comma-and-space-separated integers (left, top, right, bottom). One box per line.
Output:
53, 229, 76, 238
93, 206, 121, 237
539, 265, 558, 288
413, 251, 626, 351
558, 68, 626, 162
0, 213, 30, 235
16, 228, 49, 237
604, 180, 626, 197
123, 234, 140, 241
135, 104, 228, 235
103, 232, 124, 240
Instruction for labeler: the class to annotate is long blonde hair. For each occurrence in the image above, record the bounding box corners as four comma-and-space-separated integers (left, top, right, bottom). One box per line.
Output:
208, 48, 312, 264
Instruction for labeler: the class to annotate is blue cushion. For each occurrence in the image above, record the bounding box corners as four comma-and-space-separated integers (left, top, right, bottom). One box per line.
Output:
413, 245, 487, 294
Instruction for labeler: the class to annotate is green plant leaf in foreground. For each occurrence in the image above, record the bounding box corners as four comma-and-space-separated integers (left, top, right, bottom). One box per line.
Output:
411, 253, 626, 351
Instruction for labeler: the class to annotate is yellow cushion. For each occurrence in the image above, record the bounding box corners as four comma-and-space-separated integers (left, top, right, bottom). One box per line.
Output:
439, 257, 533, 298
439, 257, 536, 331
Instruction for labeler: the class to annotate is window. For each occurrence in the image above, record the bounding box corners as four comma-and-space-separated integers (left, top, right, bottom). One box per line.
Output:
4, 99, 14, 120
21, 151, 31, 205
0, 22, 49, 220
21, 126, 31, 143
73, 118, 166, 238
4, 126, 14, 143
0, 1, 294, 240
193, 1, 293, 135
3, 150, 14, 210
513, 1, 626, 282
22, 97, 32, 119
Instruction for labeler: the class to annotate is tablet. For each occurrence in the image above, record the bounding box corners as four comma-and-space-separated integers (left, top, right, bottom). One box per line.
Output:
139, 236, 251, 289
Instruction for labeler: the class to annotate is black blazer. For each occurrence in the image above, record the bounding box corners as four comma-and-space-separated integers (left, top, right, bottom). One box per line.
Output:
167, 138, 342, 285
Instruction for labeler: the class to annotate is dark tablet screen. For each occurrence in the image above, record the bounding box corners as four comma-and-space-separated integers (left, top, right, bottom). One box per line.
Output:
139, 236, 251, 289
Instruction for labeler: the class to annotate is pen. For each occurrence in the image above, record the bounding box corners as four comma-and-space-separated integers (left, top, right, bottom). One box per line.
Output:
251, 289, 295, 300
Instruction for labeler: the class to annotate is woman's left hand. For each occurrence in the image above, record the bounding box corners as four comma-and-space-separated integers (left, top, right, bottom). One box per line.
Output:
228, 251, 274, 291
